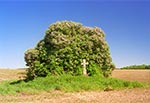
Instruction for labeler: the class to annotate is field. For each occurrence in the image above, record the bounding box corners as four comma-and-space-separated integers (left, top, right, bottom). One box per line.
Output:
112, 69, 150, 82
0, 69, 26, 82
0, 69, 150, 103
0, 69, 150, 83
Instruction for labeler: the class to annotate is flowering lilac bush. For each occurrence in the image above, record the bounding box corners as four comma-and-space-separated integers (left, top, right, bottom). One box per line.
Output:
25, 21, 115, 80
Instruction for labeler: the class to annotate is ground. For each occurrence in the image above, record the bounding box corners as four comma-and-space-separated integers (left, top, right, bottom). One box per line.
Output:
0, 88, 150, 103
112, 69, 150, 82
0, 69, 150, 103
0, 69, 25, 82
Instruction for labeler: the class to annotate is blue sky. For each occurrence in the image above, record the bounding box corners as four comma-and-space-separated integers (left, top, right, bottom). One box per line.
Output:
0, 0, 150, 68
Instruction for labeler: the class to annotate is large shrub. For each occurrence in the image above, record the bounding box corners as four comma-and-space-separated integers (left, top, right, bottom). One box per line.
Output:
25, 21, 115, 80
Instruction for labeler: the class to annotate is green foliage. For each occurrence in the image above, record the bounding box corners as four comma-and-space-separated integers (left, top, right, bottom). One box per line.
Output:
0, 75, 147, 95
24, 21, 115, 80
121, 64, 150, 69
87, 63, 103, 76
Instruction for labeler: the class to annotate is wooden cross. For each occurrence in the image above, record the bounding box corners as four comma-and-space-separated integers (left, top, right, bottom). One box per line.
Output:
81, 59, 88, 75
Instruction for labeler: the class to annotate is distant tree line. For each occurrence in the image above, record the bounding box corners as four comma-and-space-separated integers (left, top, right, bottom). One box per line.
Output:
121, 64, 150, 69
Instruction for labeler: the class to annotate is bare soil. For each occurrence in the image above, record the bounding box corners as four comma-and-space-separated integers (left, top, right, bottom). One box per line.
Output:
112, 69, 150, 82
0, 69, 26, 82
0, 88, 150, 103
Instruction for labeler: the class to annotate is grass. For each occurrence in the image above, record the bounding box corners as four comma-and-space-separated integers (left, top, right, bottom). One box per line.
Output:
0, 74, 149, 95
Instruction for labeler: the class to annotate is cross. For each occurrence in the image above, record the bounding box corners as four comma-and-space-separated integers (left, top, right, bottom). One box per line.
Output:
81, 59, 88, 75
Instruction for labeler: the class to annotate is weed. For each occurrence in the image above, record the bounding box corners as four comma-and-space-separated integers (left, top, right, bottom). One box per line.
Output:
0, 75, 149, 95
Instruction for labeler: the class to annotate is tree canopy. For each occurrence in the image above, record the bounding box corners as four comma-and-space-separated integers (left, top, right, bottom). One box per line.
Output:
25, 21, 115, 80
121, 64, 150, 69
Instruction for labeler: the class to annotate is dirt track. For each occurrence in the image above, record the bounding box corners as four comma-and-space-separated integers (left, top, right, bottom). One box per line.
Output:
0, 88, 150, 103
